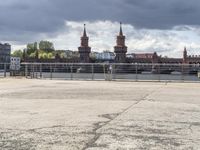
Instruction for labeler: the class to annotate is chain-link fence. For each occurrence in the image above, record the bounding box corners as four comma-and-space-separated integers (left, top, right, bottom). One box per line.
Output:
1, 63, 200, 82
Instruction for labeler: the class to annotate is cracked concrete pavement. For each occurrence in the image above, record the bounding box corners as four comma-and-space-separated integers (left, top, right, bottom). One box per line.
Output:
0, 79, 200, 149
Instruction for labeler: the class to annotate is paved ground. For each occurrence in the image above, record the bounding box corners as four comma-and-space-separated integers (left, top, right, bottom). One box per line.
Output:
0, 79, 200, 150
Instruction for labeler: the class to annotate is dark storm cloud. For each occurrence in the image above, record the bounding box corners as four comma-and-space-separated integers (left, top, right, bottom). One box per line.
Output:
122, 0, 200, 29
0, 0, 200, 43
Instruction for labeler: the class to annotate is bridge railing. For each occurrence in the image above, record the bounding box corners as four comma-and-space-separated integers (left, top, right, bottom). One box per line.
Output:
1, 62, 200, 82
16, 63, 200, 82
0, 63, 10, 78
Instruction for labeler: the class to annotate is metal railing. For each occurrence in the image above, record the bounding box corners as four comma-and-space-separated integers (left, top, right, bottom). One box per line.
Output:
20, 63, 200, 82
1, 63, 200, 82
0, 63, 10, 78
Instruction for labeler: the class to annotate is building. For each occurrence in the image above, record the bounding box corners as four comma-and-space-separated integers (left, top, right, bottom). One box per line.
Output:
78, 24, 91, 63
0, 43, 11, 63
10, 57, 21, 70
94, 51, 115, 61
114, 23, 128, 63
127, 52, 159, 63
127, 47, 200, 64
183, 47, 200, 64
59, 50, 79, 59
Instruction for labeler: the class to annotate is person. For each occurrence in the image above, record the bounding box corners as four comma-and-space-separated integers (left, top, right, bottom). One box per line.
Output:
108, 65, 113, 74
109, 65, 112, 74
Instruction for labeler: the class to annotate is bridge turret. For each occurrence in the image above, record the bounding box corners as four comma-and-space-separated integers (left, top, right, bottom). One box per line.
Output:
183, 47, 187, 64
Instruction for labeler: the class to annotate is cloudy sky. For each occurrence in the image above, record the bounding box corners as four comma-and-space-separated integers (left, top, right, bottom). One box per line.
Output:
1, 0, 200, 57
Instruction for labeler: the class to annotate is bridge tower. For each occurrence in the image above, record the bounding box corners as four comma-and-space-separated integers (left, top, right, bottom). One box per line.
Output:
183, 47, 187, 64
78, 24, 91, 63
114, 22, 128, 63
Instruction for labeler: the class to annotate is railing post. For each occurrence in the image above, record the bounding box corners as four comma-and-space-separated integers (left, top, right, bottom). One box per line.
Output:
103, 64, 106, 81
40, 64, 42, 79
30, 63, 33, 79
91, 64, 94, 80
4, 63, 7, 78
181, 64, 184, 82
32, 64, 35, 79
136, 63, 138, 81
113, 64, 116, 80
50, 64, 53, 80
110, 64, 113, 81
158, 64, 161, 82
70, 65, 73, 80
35, 64, 38, 78
25, 64, 28, 78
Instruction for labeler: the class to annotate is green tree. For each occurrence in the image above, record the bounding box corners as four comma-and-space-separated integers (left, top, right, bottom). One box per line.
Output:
12, 50, 23, 59
29, 52, 36, 58
39, 52, 43, 59
60, 52, 66, 58
27, 42, 38, 55
39, 40, 54, 52
48, 52, 54, 59
42, 53, 48, 59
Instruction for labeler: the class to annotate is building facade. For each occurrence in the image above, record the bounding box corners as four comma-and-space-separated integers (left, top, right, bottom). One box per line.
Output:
183, 47, 200, 64
127, 47, 200, 64
0, 43, 11, 63
127, 52, 159, 63
10, 57, 21, 70
94, 51, 115, 61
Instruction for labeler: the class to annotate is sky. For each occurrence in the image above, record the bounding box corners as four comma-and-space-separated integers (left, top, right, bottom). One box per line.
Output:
1, 0, 200, 57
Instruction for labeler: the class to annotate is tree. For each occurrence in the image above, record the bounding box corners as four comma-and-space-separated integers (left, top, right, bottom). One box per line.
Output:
39, 40, 54, 52
47, 52, 54, 59
39, 52, 43, 59
27, 42, 38, 55
12, 50, 23, 59
60, 52, 66, 58
29, 52, 36, 58
34, 42, 38, 51
42, 53, 48, 59
35, 49, 39, 59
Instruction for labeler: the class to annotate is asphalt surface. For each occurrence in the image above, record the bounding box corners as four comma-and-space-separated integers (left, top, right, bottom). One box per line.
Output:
0, 79, 200, 150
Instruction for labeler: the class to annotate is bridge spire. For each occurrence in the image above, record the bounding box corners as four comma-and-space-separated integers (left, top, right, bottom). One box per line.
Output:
83, 24, 87, 37
184, 46, 187, 51
114, 22, 127, 63
78, 24, 91, 63
183, 46, 187, 64
119, 22, 123, 36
